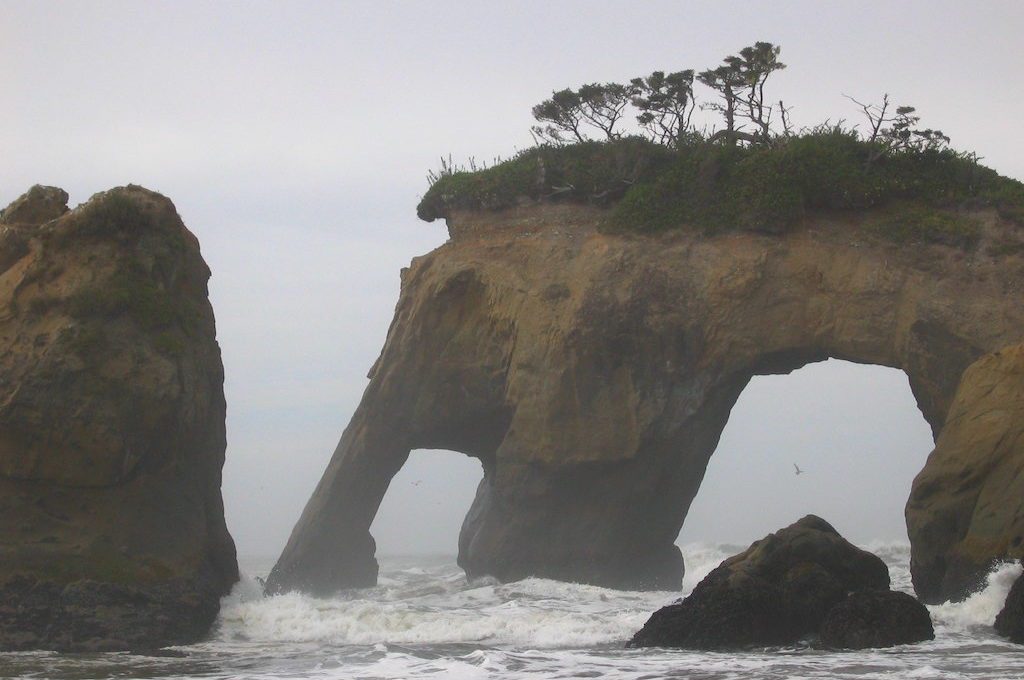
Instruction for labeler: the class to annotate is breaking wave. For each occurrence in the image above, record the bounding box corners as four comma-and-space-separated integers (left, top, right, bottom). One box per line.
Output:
9, 544, 1024, 680
929, 560, 1023, 631
216, 542, 1021, 649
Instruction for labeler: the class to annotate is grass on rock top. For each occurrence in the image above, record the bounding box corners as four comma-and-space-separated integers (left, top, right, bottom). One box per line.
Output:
417, 132, 1024, 248
54, 190, 205, 357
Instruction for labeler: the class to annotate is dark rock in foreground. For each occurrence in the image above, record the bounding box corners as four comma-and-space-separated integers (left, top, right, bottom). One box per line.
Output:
628, 515, 890, 649
994, 565, 1024, 643
0, 185, 237, 651
0, 576, 222, 652
819, 589, 934, 649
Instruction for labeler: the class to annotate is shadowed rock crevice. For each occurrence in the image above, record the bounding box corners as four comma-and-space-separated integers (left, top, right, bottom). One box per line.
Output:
268, 204, 1024, 600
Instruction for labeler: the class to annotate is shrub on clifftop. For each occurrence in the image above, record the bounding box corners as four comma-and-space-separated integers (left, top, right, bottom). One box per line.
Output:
417, 138, 674, 221
418, 40, 1024, 245
420, 130, 1024, 245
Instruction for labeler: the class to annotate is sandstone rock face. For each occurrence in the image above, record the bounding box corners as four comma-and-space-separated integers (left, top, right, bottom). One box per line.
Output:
627, 516, 890, 649
907, 343, 1024, 602
819, 590, 934, 649
267, 203, 1024, 598
0, 186, 237, 651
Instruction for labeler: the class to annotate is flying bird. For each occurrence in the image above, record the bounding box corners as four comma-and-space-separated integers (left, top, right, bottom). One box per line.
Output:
793, 463, 804, 476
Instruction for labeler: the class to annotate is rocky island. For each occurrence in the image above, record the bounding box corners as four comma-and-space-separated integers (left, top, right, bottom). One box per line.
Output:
0, 186, 237, 651
267, 132, 1024, 605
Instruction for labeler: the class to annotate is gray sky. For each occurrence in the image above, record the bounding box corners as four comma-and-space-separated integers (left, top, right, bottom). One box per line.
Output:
2, 1, 1021, 558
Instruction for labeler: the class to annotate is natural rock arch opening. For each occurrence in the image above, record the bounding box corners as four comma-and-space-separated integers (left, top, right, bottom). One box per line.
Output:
677, 359, 933, 547
370, 449, 484, 556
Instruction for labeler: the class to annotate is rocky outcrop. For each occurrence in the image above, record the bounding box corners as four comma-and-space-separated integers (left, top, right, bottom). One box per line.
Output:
994, 566, 1024, 643
906, 343, 1024, 602
819, 590, 934, 649
0, 185, 69, 227
0, 186, 237, 651
627, 516, 891, 649
267, 202, 1024, 598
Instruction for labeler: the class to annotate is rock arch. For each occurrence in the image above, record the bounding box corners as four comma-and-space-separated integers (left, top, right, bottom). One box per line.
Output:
267, 205, 1024, 603
676, 359, 931, 546
371, 448, 485, 556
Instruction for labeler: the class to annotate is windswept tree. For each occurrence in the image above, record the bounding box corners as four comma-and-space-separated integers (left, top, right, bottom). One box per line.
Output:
631, 70, 696, 147
700, 42, 786, 146
847, 93, 951, 167
735, 42, 786, 139
532, 88, 587, 144
576, 82, 638, 140
532, 83, 636, 143
884, 105, 950, 153
697, 60, 747, 145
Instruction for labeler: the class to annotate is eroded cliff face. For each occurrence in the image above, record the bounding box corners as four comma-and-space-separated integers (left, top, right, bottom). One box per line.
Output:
0, 185, 237, 651
268, 203, 1024, 602
907, 342, 1024, 601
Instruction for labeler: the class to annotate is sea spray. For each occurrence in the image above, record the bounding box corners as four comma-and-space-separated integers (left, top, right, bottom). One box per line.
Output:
111, 546, 1022, 680
929, 561, 1023, 631
679, 542, 746, 594
216, 560, 674, 648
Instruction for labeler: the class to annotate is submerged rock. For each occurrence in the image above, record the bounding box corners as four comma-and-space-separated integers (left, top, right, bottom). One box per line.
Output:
0, 186, 237, 651
819, 590, 934, 649
994, 565, 1024, 643
627, 516, 889, 649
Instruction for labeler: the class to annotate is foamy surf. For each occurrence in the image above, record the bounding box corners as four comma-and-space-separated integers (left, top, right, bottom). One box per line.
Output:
929, 561, 1023, 631
216, 545, 1024, 651
7, 544, 1024, 680
217, 563, 673, 648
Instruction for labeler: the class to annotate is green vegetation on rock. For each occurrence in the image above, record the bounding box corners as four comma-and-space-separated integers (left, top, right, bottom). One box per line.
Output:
419, 130, 1023, 247
74, 191, 156, 239
65, 266, 204, 358
50, 190, 207, 356
418, 41, 1024, 247
865, 204, 982, 250
417, 138, 675, 221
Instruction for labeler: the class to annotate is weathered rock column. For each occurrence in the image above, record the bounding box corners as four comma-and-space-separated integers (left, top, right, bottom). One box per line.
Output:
0, 186, 237, 651
267, 411, 412, 593
906, 343, 1024, 602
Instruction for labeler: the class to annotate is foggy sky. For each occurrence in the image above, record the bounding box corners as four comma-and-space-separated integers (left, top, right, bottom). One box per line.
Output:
1, 1, 1021, 558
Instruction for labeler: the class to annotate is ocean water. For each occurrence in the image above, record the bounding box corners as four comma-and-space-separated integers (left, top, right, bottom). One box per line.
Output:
3, 543, 1023, 679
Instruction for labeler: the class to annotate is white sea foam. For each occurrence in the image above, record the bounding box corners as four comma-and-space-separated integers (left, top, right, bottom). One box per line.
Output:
929, 560, 1023, 631
113, 548, 1014, 680
213, 542, 935, 651
216, 565, 674, 648
679, 541, 740, 594
8, 545, 1023, 680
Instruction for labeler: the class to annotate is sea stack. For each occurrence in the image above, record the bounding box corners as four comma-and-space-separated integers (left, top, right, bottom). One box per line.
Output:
0, 185, 237, 651
267, 195, 1024, 599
